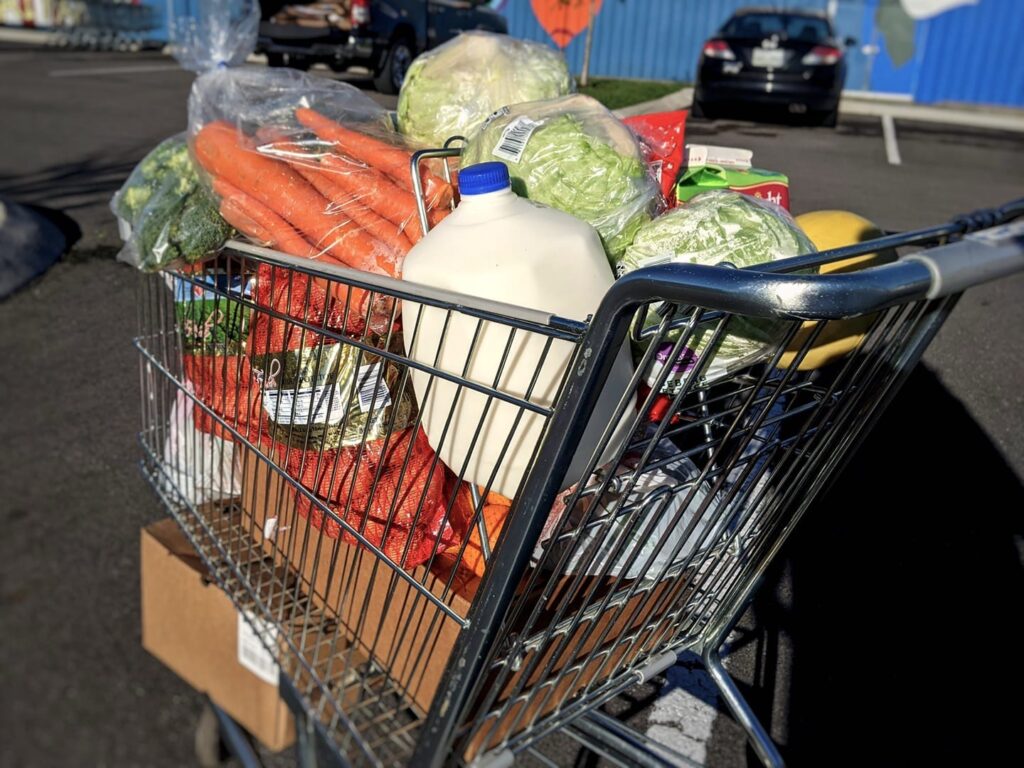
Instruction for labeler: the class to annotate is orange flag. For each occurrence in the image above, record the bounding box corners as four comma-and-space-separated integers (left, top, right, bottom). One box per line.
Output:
530, 0, 604, 49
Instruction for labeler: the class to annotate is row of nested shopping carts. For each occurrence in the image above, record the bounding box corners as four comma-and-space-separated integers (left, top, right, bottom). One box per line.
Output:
51, 1, 159, 52
135, 177, 1024, 768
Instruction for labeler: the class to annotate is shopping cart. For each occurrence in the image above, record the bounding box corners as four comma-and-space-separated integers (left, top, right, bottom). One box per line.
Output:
134, 188, 1024, 768
55, 0, 159, 52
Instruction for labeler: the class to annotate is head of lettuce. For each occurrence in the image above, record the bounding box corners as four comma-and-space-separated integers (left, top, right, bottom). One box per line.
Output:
621, 190, 816, 381
461, 94, 662, 263
397, 31, 573, 148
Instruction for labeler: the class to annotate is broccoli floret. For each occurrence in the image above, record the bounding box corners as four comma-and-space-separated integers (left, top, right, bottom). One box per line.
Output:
138, 136, 190, 181
174, 186, 233, 263
116, 183, 154, 221
137, 186, 188, 268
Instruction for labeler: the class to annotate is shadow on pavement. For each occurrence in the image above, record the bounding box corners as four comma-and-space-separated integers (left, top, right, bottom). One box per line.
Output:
0, 154, 138, 212
719, 364, 1024, 766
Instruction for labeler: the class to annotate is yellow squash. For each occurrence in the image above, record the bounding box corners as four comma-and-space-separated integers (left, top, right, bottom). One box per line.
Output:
779, 211, 896, 370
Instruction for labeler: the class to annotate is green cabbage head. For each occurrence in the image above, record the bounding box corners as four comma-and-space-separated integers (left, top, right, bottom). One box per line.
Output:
461, 94, 660, 263
621, 190, 816, 376
397, 31, 573, 147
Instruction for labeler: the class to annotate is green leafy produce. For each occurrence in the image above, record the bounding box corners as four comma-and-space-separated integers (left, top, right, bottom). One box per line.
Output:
397, 31, 573, 147
112, 134, 233, 270
460, 94, 660, 263
621, 190, 816, 374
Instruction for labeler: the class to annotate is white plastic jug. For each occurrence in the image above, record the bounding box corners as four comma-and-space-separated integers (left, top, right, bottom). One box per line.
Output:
402, 161, 635, 500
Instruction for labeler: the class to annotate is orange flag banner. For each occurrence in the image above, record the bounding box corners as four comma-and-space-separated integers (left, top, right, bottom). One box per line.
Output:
530, 0, 604, 49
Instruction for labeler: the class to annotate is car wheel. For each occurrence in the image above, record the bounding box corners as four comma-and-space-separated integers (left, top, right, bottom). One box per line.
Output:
818, 108, 839, 128
689, 98, 707, 119
374, 37, 414, 95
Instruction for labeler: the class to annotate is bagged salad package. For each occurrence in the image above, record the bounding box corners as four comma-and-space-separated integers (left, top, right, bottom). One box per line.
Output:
460, 94, 662, 263
397, 31, 574, 147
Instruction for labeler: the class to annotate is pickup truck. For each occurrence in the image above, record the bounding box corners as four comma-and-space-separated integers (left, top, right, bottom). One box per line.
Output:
258, 1, 508, 94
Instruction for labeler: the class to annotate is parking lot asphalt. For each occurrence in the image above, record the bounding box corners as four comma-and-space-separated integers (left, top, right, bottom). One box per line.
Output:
1, 46, 1021, 768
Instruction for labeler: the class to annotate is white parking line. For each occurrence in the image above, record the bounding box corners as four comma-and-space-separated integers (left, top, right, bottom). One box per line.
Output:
49, 63, 181, 78
647, 658, 723, 765
882, 113, 902, 166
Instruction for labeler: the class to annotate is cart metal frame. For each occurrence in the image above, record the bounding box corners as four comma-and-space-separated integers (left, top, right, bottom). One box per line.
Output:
135, 198, 1023, 768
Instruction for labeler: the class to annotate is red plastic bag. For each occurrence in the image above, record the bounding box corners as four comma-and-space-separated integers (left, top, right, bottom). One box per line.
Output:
624, 110, 687, 206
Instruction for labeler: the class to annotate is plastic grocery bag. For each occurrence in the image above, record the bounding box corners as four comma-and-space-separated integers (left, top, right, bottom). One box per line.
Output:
537, 438, 726, 581
162, 387, 242, 506
398, 31, 574, 147
460, 94, 662, 263
620, 190, 816, 384
111, 134, 234, 271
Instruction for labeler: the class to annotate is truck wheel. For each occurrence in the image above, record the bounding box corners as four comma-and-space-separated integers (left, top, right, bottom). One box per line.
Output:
374, 37, 414, 95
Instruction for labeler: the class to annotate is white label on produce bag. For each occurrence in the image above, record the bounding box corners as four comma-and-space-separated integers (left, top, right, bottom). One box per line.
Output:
492, 117, 541, 163
356, 362, 392, 414
263, 384, 346, 426
237, 611, 280, 685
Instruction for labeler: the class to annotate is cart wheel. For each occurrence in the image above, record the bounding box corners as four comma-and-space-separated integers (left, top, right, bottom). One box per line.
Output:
194, 703, 231, 768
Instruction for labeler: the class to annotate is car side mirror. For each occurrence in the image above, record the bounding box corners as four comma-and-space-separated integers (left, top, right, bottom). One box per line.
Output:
844, 36, 857, 47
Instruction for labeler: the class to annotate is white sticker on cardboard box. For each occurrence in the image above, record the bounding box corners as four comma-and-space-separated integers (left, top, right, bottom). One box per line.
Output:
237, 611, 280, 685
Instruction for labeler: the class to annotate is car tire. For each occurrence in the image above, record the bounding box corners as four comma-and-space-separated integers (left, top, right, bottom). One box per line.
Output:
374, 36, 414, 95
689, 98, 707, 119
818, 108, 839, 128
267, 52, 286, 68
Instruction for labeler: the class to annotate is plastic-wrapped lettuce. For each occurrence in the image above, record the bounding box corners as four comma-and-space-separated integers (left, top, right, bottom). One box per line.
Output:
461, 94, 661, 263
397, 31, 573, 147
621, 191, 816, 381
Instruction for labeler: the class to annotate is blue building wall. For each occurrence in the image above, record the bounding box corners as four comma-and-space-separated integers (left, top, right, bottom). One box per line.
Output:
500, 0, 1024, 107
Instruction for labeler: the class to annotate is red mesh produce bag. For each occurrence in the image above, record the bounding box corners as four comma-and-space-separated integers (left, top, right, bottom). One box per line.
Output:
288, 428, 454, 569
183, 353, 263, 443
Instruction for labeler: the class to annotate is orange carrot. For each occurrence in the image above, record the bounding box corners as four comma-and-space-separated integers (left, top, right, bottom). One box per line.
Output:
427, 207, 450, 229
318, 152, 427, 243
295, 107, 453, 208
291, 163, 412, 256
214, 177, 316, 257
196, 123, 393, 275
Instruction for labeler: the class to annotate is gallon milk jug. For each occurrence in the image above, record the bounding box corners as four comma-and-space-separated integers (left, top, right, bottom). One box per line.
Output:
402, 161, 634, 500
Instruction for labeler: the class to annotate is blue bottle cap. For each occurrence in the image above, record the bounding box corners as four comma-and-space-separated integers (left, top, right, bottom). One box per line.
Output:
459, 161, 511, 195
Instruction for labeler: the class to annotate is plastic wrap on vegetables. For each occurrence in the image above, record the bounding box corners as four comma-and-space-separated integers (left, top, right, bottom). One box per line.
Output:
111, 135, 234, 270
175, 0, 452, 333
620, 190, 816, 383
397, 31, 574, 147
460, 95, 662, 264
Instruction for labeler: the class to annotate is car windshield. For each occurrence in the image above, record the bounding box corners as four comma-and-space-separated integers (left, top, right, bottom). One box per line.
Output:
722, 13, 832, 43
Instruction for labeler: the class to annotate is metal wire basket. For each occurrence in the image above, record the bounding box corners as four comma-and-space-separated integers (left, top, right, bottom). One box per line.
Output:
135, 193, 1024, 768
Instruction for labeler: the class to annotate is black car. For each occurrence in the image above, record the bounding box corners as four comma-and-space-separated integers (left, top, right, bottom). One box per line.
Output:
258, 1, 508, 94
692, 8, 853, 126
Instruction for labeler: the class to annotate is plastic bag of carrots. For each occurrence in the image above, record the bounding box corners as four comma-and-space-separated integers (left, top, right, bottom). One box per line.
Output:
187, 68, 455, 310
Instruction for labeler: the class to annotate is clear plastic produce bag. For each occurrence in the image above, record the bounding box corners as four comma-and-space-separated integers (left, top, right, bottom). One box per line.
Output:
621, 190, 817, 382
111, 134, 234, 271
460, 94, 662, 263
397, 30, 574, 147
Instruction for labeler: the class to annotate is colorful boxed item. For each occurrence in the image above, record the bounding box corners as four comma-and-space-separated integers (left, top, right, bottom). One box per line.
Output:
676, 164, 790, 211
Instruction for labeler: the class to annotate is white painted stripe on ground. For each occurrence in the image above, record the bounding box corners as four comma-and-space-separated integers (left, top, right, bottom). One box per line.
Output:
882, 113, 902, 166
646, 658, 723, 766
49, 63, 180, 77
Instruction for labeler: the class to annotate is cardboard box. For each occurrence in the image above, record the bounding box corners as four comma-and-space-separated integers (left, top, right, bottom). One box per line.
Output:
239, 454, 692, 758
140, 518, 295, 752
